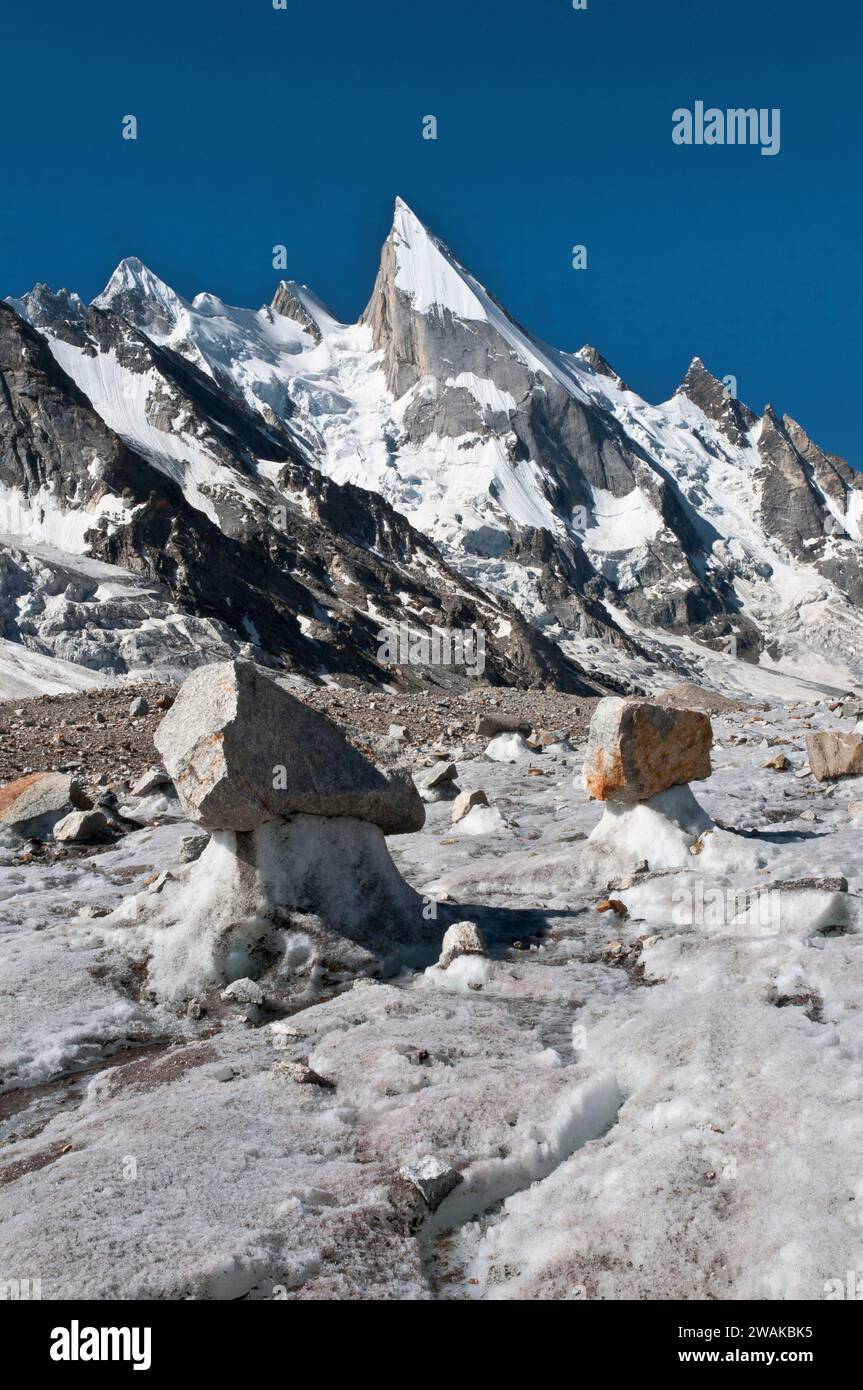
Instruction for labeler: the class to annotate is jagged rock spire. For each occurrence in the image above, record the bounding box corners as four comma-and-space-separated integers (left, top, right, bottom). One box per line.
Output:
92, 256, 188, 338
4, 283, 87, 327
577, 344, 630, 393
676, 356, 758, 446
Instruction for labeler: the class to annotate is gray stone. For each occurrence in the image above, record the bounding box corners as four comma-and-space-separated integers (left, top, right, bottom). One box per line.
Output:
220, 978, 264, 1006
273, 1060, 335, 1088
439, 920, 487, 970
770, 875, 848, 894
398, 1156, 463, 1212
177, 832, 209, 864
544, 740, 574, 757
451, 789, 489, 825
129, 696, 149, 718
805, 730, 863, 782
732, 876, 848, 921
763, 753, 791, 771
145, 870, 174, 895
414, 762, 458, 791
116, 791, 184, 828
53, 809, 110, 843
0, 771, 90, 837
475, 713, 532, 739
154, 660, 425, 835
534, 728, 570, 747
130, 765, 172, 797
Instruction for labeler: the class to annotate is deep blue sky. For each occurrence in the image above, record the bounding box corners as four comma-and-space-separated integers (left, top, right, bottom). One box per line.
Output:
1, 0, 859, 461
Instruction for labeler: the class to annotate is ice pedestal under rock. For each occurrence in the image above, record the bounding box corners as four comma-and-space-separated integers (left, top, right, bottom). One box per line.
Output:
102, 659, 435, 1002
426, 952, 494, 993
727, 880, 857, 939
585, 783, 714, 873
455, 803, 507, 836
485, 732, 531, 762
105, 814, 433, 1002
572, 695, 718, 879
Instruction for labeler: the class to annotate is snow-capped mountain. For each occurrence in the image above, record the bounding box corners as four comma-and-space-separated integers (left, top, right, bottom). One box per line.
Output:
0, 293, 587, 695
3, 197, 861, 697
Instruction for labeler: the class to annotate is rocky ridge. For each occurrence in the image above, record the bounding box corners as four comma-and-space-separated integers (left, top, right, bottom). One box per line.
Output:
3, 197, 861, 701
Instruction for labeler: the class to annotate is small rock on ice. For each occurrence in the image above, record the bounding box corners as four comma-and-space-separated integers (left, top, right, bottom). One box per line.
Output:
53, 809, 109, 843
414, 762, 458, 791
450, 788, 489, 824
399, 1156, 463, 1212
272, 1061, 335, 1088
475, 713, 531, 739
0, 772, 90, 838
178, 832, 209, 863
130, 766, 173, 797
439, 919, 487, 969
220, 978, 264, 1006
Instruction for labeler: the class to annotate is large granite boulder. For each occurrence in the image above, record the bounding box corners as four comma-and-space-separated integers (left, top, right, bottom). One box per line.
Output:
154, 660, 425, 834
805, 730, 863, 783
0, 772, 89, 837
583, 698, 712, 803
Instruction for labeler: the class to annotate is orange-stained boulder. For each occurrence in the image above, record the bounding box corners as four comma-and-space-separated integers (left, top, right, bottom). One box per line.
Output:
583, 698, 712, 803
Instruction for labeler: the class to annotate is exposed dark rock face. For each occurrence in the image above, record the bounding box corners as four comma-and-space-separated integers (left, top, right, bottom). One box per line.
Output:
6, 284, 87, 327
270, 281, 324, 343
358, 204, 778, 662
676, 357, 758, 447
756, 405, 829, 555
755, 406, 863, 605
577, 344, 630, 393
